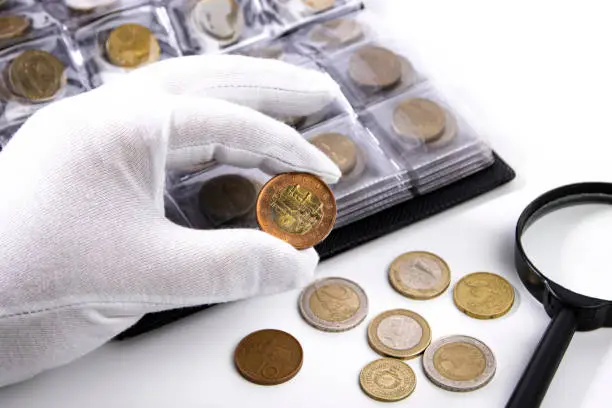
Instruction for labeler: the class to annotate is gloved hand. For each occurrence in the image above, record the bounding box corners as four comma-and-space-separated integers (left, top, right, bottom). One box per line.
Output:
0, 55, 341, 387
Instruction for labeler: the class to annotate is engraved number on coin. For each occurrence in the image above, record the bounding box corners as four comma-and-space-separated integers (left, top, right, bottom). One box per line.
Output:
309, 283, 359, 322
377, 315, 423, 350
271, 184, 323, 234
433, 342, 486, 381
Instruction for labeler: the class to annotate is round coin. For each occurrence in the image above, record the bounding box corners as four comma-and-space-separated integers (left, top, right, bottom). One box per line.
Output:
348, 45, 402, 89
422, 335, 496, 392
0, 15, 30, 41
359, 358, 416, 402
389, 251, 451, 300
309, 18, 363, 47
106, 23, 160, 68
302, 0, 335, 13
393, 98, 447, 142
8, 50, 65, 102
192, 0, 242, 42
310, 132, 358, 176
453, 272, 515, 319
198, 174, 257, 223
299, 277, 368, 332
367, 309, 431, 359
256, 172, 336, 250
234, 329, 303, 385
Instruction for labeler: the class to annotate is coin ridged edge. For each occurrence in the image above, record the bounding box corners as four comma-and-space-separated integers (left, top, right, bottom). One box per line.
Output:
453, 272, 515, 319
388, 251, 451, 300
367, 309, 431, 359
359, 358, 416, 402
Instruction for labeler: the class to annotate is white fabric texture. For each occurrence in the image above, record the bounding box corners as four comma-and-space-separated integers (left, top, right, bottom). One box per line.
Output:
0, 55, 342, 387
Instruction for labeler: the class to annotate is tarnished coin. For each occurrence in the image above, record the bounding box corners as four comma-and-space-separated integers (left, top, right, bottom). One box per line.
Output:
389, 251, 451, 300
192, 0, 242, 42
299, 277, 368, 332
302, 0, 335, 13
256, 173, 336, 250
310, 132, 358, 176
309, 18, 363, 47
0, 15, 30, 40
393, 98, 447, 142
348, 45, 402, 89
106, 23, 160, 68
234, 329, 303, 385
367, 309, 431, 359
359, 358, 416, 402
423, 335, 496, 392
8, 50, 65, 102
198, 174, 257, 223
453, 272, 515, 319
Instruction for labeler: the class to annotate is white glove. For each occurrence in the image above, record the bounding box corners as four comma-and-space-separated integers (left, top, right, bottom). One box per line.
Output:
0, 55, 341, 387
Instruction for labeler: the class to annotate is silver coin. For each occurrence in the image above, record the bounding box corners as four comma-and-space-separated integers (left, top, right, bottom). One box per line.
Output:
422, 335, 496, 392
191, 0, 243, 43
299, 277, 368, 332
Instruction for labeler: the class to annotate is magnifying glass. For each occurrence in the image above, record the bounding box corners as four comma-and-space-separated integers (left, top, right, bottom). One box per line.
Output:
507, 182, 612, 407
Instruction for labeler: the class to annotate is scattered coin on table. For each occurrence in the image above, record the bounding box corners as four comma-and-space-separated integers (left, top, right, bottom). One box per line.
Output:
299, 277, 368, 332
309, 18, 363, 47
389, 251, 451, 299
310, 132, 358, 176
0, 15, 30, 41
393, 98, 447, 143
359, 358, 416, 402
302, 0, 335, 13
8, 50, 66, 102
256, 172, 336, 249
453, 272, 515, 319
106, 23, 160, 68
367, 309, 431, 359
234, 329, 303, 385
348, 45, 402, 89
191, 0, 242, 43
198, 174, 258, 224
422, 335, 496, 392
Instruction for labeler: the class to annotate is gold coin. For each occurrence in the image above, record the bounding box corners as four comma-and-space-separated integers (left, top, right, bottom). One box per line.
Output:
309, 18, 363, 47
8, 50, 66, 102
393, 98, 447, 142
106, 24, 160, 68
367, 309, 431, 359
255, 173, 336, 250
0, 15, 30, 40
453, 272, 515, 319
348, 45, 402, 89
310, 132, 358, 176
302, 0, 335, 13
359, 358, 416, 402
389, 251, 451, 300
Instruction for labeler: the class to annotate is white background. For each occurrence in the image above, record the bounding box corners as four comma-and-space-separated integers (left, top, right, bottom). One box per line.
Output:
1, 0, 612, 407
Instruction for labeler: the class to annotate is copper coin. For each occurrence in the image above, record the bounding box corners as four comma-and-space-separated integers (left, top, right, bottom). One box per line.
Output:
8, 50, 66, 102
302, 0, 335, 13
256, 173, 336, 249
234, 329, 303, 386
310, 132, 358, 176
0, 15, 30, 40
393, 98, 447, 142
106, 23, 160, 68
198, 174, 257, 223
348, 45, 402, 89
309, 18, 363, 47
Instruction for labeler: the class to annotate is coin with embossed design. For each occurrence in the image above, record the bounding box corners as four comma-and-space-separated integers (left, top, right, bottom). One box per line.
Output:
309, 18, 363, 47
359, 358, 416, 402
389, 251, 451, 300
0, 15, 30, 41
453, 272, 515, 319
234, 329, 303, 385
106, 24, 160, 68
423, 335, 496, 392
191, 0, 243, 43
256, 173, 336, 250
302, 0, 335, 13
367, 309, 431, 359
8, 50, 66, 102
299, 277, 368, 332
348, 45, 402, 89
310, 132, 358, 176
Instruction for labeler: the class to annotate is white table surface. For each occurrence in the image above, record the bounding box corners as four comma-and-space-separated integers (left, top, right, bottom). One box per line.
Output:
1, 1, 611, 407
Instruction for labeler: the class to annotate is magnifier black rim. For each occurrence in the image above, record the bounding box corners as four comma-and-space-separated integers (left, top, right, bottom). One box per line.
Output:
515, 182, 612, 308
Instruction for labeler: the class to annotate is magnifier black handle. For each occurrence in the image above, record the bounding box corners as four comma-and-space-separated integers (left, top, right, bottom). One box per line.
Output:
506, 308, 577, 408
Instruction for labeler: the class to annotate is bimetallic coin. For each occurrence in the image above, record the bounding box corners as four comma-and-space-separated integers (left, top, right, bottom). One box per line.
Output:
234, 329, 303, 385
299, 277, 368, 332
198, 174, 257, 223
453, 272, 515, 319
348, 45, 402, 89
192, 0, 242, 42
0, 15, 30, 40
389, 251, 451, 300
393, 98, 447, 143
309, 18, 363, 47
302, 0, 335, 13
310, 132, 358, 176
8, 50, 65, 102
359, 358, 416, 402
367, 309, 431, 359
256, 173, 336, 250
106, 24, 160, 68
423, 335, 496, 392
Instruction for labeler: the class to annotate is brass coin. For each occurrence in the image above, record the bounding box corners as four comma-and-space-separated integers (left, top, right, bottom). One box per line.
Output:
106, 23, 160, 68
234, 329, 303, 386
256, 173, 336, 250
348, 45, 402, 89
367, 309, 431, 359
310, 132, 358, 176
192, 0, 242, 42
389, 251, 451, 300
8, 50, 65, 102
302, 0, 335, 13
309, 18, 363, 46
393, 98, 447, 142
0, 15, 30, 40
198, 174, 257, 223
359, 358, 416, 402
453, 272, 515, 319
